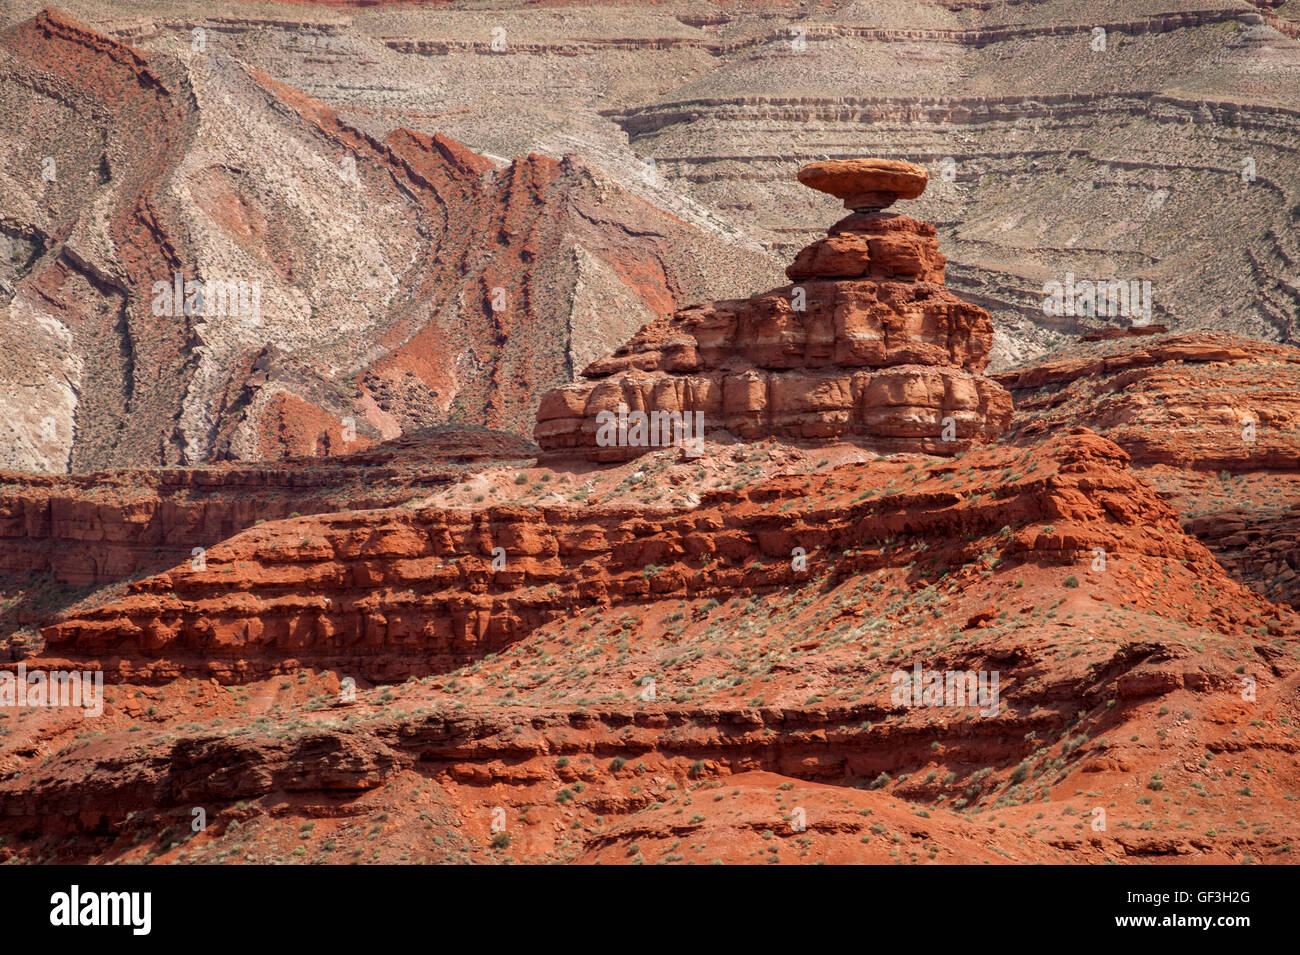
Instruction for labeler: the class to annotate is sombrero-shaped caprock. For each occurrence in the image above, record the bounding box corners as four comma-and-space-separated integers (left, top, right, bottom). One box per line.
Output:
797, 158, 929, 212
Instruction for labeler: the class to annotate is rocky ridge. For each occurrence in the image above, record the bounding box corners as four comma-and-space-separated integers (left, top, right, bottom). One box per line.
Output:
31, 429, 1241, 683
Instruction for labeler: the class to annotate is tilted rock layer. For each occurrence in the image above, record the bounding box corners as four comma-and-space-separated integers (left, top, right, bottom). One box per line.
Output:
0, 8, 777, 472
535, 168, 1013, 461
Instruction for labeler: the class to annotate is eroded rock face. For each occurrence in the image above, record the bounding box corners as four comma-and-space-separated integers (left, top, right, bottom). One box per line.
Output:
535, 161, 1012, 461
0, 428, 538, 591
996, 332, 1300, 471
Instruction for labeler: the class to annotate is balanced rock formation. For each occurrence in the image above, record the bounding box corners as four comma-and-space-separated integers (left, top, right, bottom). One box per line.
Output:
796, 158, 929, 211
534, 160, 1012, 461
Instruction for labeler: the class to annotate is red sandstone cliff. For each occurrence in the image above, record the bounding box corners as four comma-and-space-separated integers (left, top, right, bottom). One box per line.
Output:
4, 426, 1297, 865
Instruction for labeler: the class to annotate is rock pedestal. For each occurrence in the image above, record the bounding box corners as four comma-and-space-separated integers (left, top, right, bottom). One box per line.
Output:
535, 159, 1013, 461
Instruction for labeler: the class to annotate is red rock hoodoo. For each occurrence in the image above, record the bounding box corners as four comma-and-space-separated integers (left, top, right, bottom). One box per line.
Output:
534, 159, 1013, 461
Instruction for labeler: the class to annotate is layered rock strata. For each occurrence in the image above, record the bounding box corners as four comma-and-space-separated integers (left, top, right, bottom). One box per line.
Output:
34, 430, 1278, 684
0, 428, 537, 590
